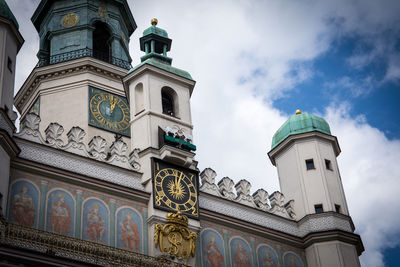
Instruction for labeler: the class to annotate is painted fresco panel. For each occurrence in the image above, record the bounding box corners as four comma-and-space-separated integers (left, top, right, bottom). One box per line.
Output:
116, 207, 142, 252
283, 252, 303, 267
230, 237, 252, 267
8, 180, 39, 228
257, 245, 279, 267
46, 189, 75, 236
82, 199, 109, 244
201, 229, 225, 267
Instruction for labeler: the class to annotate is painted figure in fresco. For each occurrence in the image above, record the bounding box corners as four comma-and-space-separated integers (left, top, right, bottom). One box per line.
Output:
11, 186, 35, 227
205, 234, 224, 267
49, 194, 71, 234
262, 251, 277, 267
119, 212, 140, 251
86, 204, 106, 242
287, 255, 300, 267
233, 242, 250, 267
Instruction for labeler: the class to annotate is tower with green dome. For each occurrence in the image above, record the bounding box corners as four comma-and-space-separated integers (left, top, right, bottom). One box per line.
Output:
268, 110, 360, 266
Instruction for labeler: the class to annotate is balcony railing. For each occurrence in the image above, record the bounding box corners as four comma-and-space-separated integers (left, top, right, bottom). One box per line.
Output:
36, 48, 132, 70
0, 219, 185, 266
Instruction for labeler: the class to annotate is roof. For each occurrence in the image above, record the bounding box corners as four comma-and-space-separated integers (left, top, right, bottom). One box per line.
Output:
0, 0, 19, 29
128, 57, 193, 80
143, 25, 168, 38
271, 111, 331, 149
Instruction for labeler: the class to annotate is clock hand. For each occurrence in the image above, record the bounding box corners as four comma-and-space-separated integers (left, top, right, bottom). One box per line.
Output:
177, 172, 183, 188
110, 96, 117, 113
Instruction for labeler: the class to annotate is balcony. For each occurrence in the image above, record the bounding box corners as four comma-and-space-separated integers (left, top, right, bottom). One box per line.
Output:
0, 219, 185, 266
36, 48, 132, 70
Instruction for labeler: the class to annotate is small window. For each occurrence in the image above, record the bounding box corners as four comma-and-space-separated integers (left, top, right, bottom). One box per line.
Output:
7, 57, 13, 72
306, 159, 315, 170
314, 204, 323, 214
335, 204, 341, 213
162, 91, 174, 116
325, 159, 332, 170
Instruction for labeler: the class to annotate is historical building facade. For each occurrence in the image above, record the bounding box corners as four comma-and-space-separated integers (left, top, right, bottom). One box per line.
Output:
0, 0, 363, 266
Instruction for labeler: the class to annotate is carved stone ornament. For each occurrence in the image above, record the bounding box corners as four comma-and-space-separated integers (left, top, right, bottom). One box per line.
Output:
269, 191, 290, 218
217, 177, 236, 200
154, 211, 197, 260
128, 148, 141, 170
199, 168, 221, 196
88, 136, 107, 161
15, 113, 44, 143
285, 199, 296, 220
45, 122, 64, 148
63, 126, 88, 157
253, 189, 270, 211
107, 139, 130, 168
235, 179, 256, 207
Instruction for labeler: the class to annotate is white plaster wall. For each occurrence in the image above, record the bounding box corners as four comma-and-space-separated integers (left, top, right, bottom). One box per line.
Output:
305, 241, 360, 267
275, 137, 348, 219
0, 24, 18, 117
30, 70, 131, 151
0, 146, 10, 217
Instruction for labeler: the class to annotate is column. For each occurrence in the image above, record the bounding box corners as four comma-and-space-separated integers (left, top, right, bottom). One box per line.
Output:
250, 237, 257, 266
38, 180, 48, 230
163, 45, 167, 56
109, 199, 116, 247
142, 210, 148, 255
145, 43, 149, 54
151, 40, 155, 53
195, 233, 201, 267
75, 190, 82, 239
223, 229, 230, 267
277, 244, 284, 267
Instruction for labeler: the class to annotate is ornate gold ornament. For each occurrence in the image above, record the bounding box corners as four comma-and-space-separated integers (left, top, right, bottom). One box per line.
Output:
154, 211, 197, 260
62, 13, 79, 27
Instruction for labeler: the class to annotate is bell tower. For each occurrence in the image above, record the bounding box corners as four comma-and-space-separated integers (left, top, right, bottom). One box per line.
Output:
123, 19, 197, 184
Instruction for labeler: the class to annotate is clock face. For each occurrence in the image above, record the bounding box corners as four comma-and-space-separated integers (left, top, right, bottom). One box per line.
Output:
152, 158, 199, 219
88, 87, 130, 136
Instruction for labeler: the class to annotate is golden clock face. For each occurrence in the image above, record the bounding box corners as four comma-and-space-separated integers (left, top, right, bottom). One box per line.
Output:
152, 158, 199, 219
88, 87, 130, 136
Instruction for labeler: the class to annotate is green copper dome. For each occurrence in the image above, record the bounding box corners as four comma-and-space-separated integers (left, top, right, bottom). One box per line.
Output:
0, 0, 19, 29
271, 111, 331, 149
143, 18, 168, 38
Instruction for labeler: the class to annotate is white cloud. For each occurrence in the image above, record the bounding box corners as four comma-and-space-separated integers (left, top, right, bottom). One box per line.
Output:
7, 0, 400, 266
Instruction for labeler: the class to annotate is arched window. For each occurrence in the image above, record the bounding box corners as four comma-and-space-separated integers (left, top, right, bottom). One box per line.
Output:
93, 21, 111, 62
161, 87, 178, 117
135, 83, 144, 114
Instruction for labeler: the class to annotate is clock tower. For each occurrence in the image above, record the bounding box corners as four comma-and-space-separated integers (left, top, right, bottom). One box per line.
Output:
123, 19, 199, 264
14, 0, 136, 149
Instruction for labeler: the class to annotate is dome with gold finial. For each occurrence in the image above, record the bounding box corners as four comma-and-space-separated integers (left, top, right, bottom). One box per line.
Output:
271, 110, 331, 149
142, 18, 168, 38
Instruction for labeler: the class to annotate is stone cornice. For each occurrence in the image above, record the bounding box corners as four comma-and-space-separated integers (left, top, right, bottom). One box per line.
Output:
14, 137, 145, 192
14, 57, 128, 114
199, 193, 354, 238
268, 131, 341, 165
11, 157, 150, 204
122, 63, 196, 101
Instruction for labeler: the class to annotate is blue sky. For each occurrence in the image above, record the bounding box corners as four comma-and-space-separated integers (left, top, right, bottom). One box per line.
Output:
7, 0, 400, 266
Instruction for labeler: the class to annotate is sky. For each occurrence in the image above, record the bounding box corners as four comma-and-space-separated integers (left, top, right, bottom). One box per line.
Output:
7, 0, 400, 266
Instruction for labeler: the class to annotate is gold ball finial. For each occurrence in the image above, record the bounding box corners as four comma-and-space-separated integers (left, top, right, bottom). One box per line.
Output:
295, 109, 302, 115
151, 18, 158, 26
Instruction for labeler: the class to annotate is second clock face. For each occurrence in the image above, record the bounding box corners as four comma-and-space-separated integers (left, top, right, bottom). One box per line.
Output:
152, 158, 199, 219
88, 87, 130, 136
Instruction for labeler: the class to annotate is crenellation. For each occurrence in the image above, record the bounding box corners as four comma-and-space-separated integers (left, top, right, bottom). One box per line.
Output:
15, 113, 140, 171
252, 188, 270, 211
217, 176, 236, 200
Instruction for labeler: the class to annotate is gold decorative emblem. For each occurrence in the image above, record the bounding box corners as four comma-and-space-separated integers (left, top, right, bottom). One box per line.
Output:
62, 13, 79, 27
154, 211, 197, 259
98, 2, 109, 18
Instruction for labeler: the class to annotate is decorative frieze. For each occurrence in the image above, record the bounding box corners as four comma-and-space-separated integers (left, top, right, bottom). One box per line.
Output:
15, 114, 140, 171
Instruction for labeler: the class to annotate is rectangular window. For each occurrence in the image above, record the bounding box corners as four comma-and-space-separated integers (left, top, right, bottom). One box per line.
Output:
325, 159, 333, 170
335, 204, 341, 213
306, 159, 315, 170
7, 57, 12, 73
314, 204, 323, 214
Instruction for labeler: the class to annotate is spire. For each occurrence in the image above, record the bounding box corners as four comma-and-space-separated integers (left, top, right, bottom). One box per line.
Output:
139, 18, 173, 64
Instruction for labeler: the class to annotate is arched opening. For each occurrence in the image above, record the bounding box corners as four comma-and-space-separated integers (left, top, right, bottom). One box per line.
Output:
161, 87, 178, 117
135, 83, 144, 114
93, 21, 111, 62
